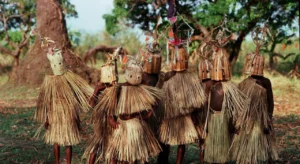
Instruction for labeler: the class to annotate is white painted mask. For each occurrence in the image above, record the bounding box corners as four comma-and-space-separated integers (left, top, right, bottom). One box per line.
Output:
100, 64, 117, 83
124, 63, 142, 85
47, 48, 66, 75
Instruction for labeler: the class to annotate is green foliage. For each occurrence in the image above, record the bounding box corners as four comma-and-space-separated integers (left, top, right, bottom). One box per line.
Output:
105, 0, 298, 35
7, 31, 22, 43
105, 0, 299, 73
61, 0, 78, 18
0, 108, 87, 163
103, 14, 120, 35
68, 29, 81, 47
103, 0, 167, 35
0, 0, 78, 58
74, 29, 142, 58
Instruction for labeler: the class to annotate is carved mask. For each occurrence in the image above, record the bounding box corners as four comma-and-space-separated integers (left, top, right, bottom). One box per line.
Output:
211, 48, 231, 81
125, 63, 143, 85
100, 64, 117, 83
198, 59, 212, 80
47, 49, 66, 75
245, 53, 264, 76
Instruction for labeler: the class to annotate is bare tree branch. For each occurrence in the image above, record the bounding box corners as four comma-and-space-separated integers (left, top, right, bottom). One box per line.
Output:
83, 45, 128, 64
273, 52, 295, 60
0, 45, 14, 56
7, 14, 22, 20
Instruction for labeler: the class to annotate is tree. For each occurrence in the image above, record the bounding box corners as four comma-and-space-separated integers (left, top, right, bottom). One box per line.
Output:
0, 0, 35, 66
9, 0, 98, 86
83, 45, 128, 65
261, 28, 296, 70
104, 0, 299, 69
287, 53, 300, 78
0, 0, 78, 66
78, 30, 142, 65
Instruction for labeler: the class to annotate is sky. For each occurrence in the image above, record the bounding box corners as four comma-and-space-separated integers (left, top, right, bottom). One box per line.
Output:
66, 0, 114, 33
65, 0, 299, 40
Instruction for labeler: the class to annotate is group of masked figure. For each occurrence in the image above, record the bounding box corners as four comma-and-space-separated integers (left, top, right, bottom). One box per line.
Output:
34, 34, 278, 164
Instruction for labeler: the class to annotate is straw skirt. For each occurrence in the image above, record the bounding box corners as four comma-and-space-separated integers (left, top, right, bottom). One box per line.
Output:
105, 118, 161, 163
231, 122, 278, 163
230, 77, 279, 163
162, 71, 206, 119
83, 119, 112, 162
35, 70, 93, 146
159, 114, 199, 145
82, 87, 114, 161
204, 111, 231, 163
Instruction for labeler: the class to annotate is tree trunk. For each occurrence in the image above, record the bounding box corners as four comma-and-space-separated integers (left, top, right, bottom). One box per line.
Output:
9, 0, 99, 86
13, 56, 19, 66
228, 32, 245, 69
268, 42, 276, 70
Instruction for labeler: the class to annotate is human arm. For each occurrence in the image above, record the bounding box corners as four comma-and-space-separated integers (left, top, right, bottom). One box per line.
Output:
108, 115, 119, 129
89, 83, 106, 107
139, 110, 153, 120
265, 78, 274, 118
163, 71, 176, 82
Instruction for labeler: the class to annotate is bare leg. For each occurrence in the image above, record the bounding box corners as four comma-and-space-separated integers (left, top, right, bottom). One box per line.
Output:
157, 143, 170, 164
199, 140, 205, 164
66, 146, 72, 164
89, 151, 97, 164
54, 143, 60, 164
88, 144, 99, 164
176, 145, 186, 164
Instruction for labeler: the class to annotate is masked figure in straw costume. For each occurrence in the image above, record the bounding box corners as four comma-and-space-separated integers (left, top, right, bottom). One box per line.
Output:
140, 42, 171, 164
157, 2, 206, 163
203, 30, 249, 163
158, 35, 206, 164
193, 46, 215, 163
230, 26, 278, 164
96, 58, 162, 163
34, 37, 93, 164
83, 48, 120, 164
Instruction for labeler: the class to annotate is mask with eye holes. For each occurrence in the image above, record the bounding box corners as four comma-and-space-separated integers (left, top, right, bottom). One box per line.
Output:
124, 61, 143, 85
47, 48, 67, 75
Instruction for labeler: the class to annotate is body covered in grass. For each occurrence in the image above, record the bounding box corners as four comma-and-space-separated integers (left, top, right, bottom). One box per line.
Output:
34, 48, 93, 146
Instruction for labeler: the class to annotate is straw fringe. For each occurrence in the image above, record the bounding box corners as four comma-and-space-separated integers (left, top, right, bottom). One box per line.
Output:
93, 85, 119, 117
204, 111, 231, 163
221, 81, 249, 128
238, 77, 269, 132
83, 87, 116, 162
35, 70, 93, 123
95, 85, 162, 116
230, 77, 278, 163
83, 120, 113, 162
34, 70, 93, 146
116, 85, 163, 115
159, 114, 199, 145
162, 71, 206, 119
82, 88, 115, 162
193, 107, 207, 139
204, 81, 249, 163
106, 118, 162, 163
